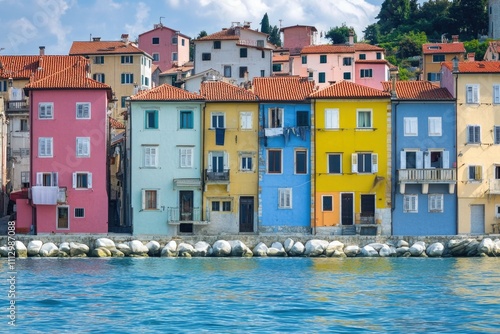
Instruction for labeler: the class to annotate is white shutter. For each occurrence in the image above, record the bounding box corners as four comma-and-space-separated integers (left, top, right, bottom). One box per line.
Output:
412, 195, 418, 212
371, 153, 378, 173
52, 172, 58, 186
223, 152, 229, 169
46, 104, 53, 118
351, 153, 358, 173
400, 151, 406, 169
494, 85, 500, 104
429, 117, 442, 136
207, 152, 213, 170
240, 112, 252, 129
72, 173, 77, 188
36, 172, 43, 186
87, 173, 92, 189
473, 85, 479, 103
144, 148, 151, 166
424, 152, 431, 169
325, 108, 338, 129
141, 190, 146, 210
443, 151, 450, 168
416, 151, 423, 169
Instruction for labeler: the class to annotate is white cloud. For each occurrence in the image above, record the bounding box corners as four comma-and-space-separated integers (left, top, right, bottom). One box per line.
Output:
33, 0, 72, 53
124, 2, 151, 40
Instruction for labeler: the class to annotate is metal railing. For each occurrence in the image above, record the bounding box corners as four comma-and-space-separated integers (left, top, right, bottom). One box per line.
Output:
205, 169, 230, 182
5, 100, 29, 112
166, 207, 201, 222
398, 168, 456, 183
489, 179, 500, 194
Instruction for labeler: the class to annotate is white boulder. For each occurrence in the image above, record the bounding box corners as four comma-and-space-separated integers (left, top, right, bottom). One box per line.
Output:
288, 242, 305, 256
378, 244, 394, 257
15, 241, 27, 258
252, 242, 268, 257
325, 241, 344, 257
177, 243, 195, 257
70, 242, 90, 257
426, 242, 444, 257
212, 240, 231, 257
59, 242, 71, 254
304, 239, 329, 257
409, 242, 426, 256
146, 240, 161, 256
116, 243, 132, 256
161, 240, 178, 257
92, 247, 111, 257
344, 245, 360, 257
39, 242, 59, 257
27, 240, 43, 256
193, 241, 212, 257
229, 240, 249, 256
267, 242, 287, 257
284, 238, 294, 253
478, 238, 494, 256
128, 240, 149, 256
95, 238, 116, 250
361, 245, 379, 257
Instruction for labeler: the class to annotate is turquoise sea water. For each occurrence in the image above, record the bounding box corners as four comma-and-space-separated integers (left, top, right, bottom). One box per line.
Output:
2, 257, 500, 333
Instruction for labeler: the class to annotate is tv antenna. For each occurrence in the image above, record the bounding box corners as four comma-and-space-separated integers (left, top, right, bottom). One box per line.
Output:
160, 16, 165, 25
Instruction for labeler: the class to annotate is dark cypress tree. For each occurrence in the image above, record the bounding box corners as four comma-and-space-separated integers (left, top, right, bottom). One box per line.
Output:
260, 13, 270, 34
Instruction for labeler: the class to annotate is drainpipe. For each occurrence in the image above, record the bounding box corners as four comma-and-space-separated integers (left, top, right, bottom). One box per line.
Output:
201, 103, 206, 221
311, 99, 316, 235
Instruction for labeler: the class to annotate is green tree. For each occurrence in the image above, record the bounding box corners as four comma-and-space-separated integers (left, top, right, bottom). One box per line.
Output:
260, 13, 270, 34
325, 23, 357, 44
197, 31, 207, 39
398, 31, 427, 59
363, 23, 381, 45
449, 0, 487, 40
464, 39, 489, 60
269, 25, 281, 46
376, 0, 413, 34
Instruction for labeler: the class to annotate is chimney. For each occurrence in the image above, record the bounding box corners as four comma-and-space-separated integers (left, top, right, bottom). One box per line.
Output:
92, 37, 101, 42
121, 34, 129, 43
390, 67, 399, 98
348, 30, 354, 45
39, 46, 45, 56
452, 35, 459, 43
467, 53, 475, 61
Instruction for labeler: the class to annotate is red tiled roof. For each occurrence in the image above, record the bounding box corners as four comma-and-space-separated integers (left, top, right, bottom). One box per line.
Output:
139, 24, 190, 40
301, 43, 384, 54
200, 81, 257, 101
130, 83, 204, 101
381, 81, 453, 100
69, 41, 148, 56
273, 54, 289, 62
355, 59, 389, 65
310, 80, 390, 99
197, 26, 267, 41
109, 117, 126, 129
0, 55, 86, 81
488, 41, 500, 53
442, 60, 500, 73
280, 25, 317, 32
161, 65, 194, 75
422, 42, 466, 54
253, 76, 314, 101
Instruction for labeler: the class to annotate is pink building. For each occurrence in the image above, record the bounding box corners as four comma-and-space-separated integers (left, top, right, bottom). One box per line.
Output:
280, 25, 318, 55
20, 56, 112, 234
138, 23, 191, 72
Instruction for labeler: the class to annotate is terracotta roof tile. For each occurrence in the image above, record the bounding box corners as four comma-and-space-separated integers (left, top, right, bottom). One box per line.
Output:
381, 81, 453, 100
200, 81, 257, 101
422, 42, 466, 54
253, 76, 314, 101
355, 59, 389, 65
197, 29, 241, 41
109, 117, 125, 129
488, 41, 500, 53
301, 43, 384, 54
310, 80, 390, 99
161, 65, 194, 75
69, 41, 148, 56
273, 54, 289, 62
442, 60, 500, 73
0, 56, 39, 79
130, 83, 204, 101
280, 24, 317, 32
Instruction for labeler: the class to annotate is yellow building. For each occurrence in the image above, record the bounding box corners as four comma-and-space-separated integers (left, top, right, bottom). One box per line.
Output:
310, 81, 392, 235
421, 35, 465, 84
199, 80, 259, 233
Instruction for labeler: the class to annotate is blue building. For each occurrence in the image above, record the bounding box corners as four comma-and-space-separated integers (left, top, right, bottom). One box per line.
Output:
253, 77, 314, 233
385, 80, 457, 235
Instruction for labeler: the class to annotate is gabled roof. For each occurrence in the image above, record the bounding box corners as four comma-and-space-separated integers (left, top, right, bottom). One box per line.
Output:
273, 54, 289, 62
0, 55, 85, 80
109, 117, 126, 129
355, 59, 389, 65
422, 42, 465, 54
301, 43, 384, 55
381, 81, 453, 100
196, 25, 268, 41
487, 41, 500, 53
160, 64, 193, 75
310, 80, 390, 99
442, 60, 500, 73
200, 81, 257, 101
138, 24, 190, 39
280, 24, 317, 32
253, 76, 314, 101
69, 41, 149, 56
130, 83, 204, 101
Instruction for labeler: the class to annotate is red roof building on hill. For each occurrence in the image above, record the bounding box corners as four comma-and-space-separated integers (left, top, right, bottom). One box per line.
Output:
421, 35, 466, 84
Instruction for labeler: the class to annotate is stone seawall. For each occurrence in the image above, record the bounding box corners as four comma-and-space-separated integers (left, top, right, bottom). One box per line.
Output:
1, 234, 499, 258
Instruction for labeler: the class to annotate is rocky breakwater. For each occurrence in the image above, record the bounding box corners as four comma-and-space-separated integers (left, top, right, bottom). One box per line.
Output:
1, 237, 500, 258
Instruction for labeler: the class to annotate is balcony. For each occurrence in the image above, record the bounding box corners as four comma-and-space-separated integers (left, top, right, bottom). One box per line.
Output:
5, 100, 29, 114
489, 179, 500, 195
31, 186, 59, 205
398, 168, 456, 194
166, 207, 208, 232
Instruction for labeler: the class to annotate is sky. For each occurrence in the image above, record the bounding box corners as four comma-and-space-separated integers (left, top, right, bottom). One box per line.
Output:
0, 0, 390, 55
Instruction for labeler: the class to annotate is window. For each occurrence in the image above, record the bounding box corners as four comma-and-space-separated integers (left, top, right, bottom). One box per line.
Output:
268, 107, 283, 128
145, 110, 158, 129
152, 53, 159, 61
359, 54, 366, 60
76, 103, 91, 119
496, 165, 500, 179
180, 110, 193, 129
93, 73, 105, 83
212, 201, 220, 211
213, 41, 221, 49
376, 52, 382, 60
142, 190, 159, 210
36, 172, 58, 186
328, 154, 342, 174
57, 206, 69, 229
222, 201, 231, 212
0, 80, 7, 92
467, 125, 481, 144
145, 77, 150, 86
211, 112, 225, 129
172, 52, 178, 61
202, 53, 211, 61
318, 72, 326, 83
224, 65, 231, 78
76, 137, 90, 157
73, 172, 92, 189
401, 151, 419, 169
273, 64, 282, 72
360, 69, 373, 78
179, 147, 193, 168
357, 110, 372, 128
429, 194, 444, 212
468, 165, 482, 181
343, 57, 352, 66
296, 111, 309, 126
466, 84, 479, 104
260, 70, 265, 77
352, 153, 378, 173
496, 205, 500, 218
240, 112, 252, 129
427, 117, 442, 136
494, 126, 500, 144
94, 56, 104, 64
427, 72, 441, 81
171, 37, 178, 44
257, 40, 265, 47
278, 188, 292, 209
240, 154, 253, 171
432, 54, 445, 62
239, 66, 248, 78
20, 119, 29, 132
121, 73, 134, 84
322, 195, 333, 211
404, 117, 418, 136
21, 171, 30, 187
75, 208, 85, 218
39, 103, 53, 119
143, 146, 158, 167
295, 150, 307, 174
121, 96, 128, 108
343, 72, 351, 80
324, 108, 339, 129
403, 194, 418, 213
38, 137, 53, 157
301, 55, 307, 64
121, 55, 133, 64
494, 84, 500, 104
152, 37, 159, 44
240, 48, 248, 58
267, 149, 282, 174
320, 55, 327, 63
